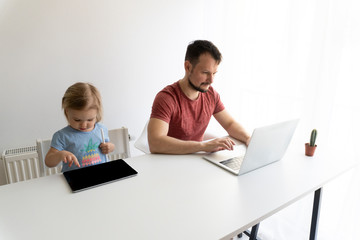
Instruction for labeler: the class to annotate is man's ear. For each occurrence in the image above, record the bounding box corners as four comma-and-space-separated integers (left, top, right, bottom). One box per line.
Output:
184, 60, 192, 73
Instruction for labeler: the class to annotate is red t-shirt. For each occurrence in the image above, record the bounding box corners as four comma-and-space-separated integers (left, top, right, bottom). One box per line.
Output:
151, 81, 225, 141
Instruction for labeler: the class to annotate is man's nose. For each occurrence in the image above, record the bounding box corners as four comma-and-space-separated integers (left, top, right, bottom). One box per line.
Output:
208, 74, 214, 83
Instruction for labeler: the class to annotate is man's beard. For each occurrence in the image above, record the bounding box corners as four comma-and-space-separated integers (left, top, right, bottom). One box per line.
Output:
188, 77, 209, 93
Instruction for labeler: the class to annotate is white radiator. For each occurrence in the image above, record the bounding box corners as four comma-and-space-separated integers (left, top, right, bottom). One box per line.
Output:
2, 146, 40, 184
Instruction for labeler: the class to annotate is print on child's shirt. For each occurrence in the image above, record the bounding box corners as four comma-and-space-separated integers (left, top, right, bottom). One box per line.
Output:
81, 138, 102, 167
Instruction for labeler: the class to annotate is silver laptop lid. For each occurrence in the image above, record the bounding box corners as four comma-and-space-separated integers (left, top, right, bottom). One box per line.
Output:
238, 119, 299, 175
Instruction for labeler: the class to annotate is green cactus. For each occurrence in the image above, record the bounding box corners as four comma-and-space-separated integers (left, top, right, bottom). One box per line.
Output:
310, 129, 317, 147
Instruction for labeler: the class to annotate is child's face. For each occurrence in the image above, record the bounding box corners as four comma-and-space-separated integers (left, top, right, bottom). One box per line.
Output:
66, 108, 98, 132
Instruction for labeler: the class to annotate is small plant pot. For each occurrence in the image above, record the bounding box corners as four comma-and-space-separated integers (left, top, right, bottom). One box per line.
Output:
305, 143, 317, 156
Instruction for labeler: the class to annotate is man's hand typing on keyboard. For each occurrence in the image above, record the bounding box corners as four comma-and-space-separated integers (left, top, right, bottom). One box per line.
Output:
200, 137, 235, 153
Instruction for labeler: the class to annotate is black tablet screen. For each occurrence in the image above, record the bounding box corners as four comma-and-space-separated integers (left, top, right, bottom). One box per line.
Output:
63, 159, 138, 192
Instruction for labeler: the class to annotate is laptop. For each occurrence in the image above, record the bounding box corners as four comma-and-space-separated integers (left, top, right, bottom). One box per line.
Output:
203, 119, 299, 175
63, 159, 138, 193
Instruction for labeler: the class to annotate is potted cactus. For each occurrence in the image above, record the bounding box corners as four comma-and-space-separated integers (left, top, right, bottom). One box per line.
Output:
305, 129, 317, 156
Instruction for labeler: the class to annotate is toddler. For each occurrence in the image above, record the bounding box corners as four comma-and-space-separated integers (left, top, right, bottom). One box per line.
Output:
45, 82, 115, 172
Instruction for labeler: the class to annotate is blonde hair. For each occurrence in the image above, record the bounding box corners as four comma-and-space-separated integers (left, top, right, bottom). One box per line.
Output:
62, 82, 103, 122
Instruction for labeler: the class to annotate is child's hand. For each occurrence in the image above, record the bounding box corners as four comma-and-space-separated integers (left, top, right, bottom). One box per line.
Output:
60, 151, 80, 168
99, 142, 115, 154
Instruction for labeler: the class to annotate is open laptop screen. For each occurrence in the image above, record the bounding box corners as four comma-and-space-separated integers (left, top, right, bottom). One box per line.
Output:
63, 159, 138, 192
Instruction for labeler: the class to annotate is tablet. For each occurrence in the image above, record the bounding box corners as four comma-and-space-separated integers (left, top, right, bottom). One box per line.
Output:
63, 159, 138, 193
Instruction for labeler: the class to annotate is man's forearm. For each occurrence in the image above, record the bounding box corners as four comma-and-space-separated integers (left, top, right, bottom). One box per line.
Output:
226, 122, 251, 145
148, 136, 204, 154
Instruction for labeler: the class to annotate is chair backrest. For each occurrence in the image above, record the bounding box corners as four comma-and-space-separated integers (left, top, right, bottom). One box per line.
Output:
108, 127, 131, 160
36, 139, 62, 177
134, 121, 150, 154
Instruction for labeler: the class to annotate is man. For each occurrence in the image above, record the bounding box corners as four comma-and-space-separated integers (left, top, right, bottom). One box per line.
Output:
148, 40, 250, 154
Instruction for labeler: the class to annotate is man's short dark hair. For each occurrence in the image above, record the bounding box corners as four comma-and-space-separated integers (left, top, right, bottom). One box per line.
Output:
185, 40, 222, 66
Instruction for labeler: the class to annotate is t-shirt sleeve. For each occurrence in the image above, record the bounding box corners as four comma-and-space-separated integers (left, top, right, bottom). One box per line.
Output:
150, 91, 176, 123
51, 131, 65, 151
213, 88, 225, 114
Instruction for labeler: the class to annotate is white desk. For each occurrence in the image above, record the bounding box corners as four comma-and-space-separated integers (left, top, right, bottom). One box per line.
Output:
0, 148, 355, 240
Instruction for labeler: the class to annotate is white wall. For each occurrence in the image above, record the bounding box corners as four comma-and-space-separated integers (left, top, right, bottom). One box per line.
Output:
0, 0, 207, 146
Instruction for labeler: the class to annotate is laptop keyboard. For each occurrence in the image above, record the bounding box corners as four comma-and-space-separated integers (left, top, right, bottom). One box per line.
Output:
220, 156, 244, 171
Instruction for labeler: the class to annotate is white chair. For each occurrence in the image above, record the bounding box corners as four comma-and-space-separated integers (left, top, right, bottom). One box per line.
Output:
36, 139, 62, 177
108, 127, 131, 160
134, 121, 150, 154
